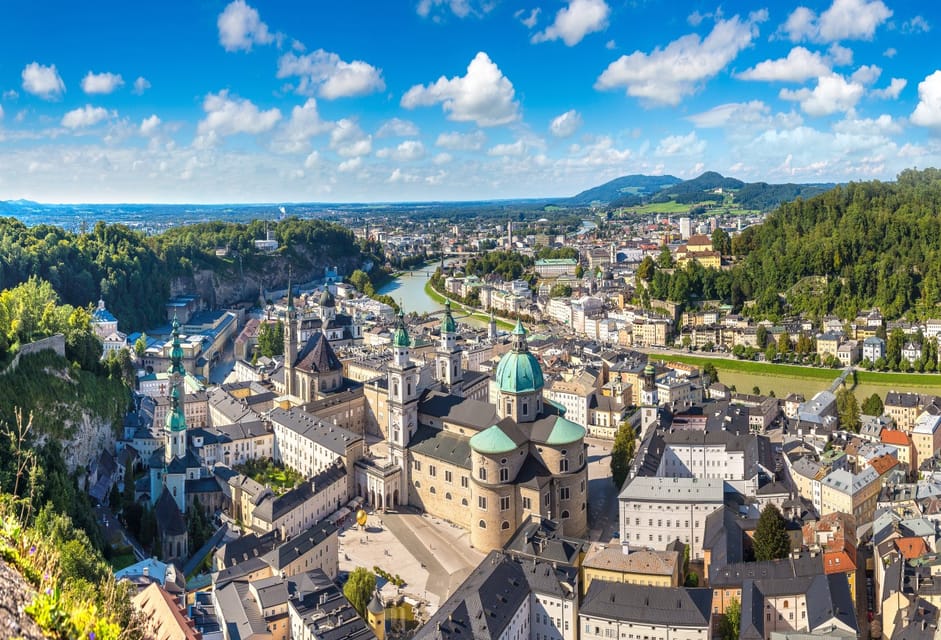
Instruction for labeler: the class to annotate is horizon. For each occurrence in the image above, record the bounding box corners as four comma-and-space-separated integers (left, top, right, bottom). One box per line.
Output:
0, 1, 938, 202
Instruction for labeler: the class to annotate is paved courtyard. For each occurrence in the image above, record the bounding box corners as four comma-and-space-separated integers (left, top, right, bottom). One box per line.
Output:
586, 437, 620, 542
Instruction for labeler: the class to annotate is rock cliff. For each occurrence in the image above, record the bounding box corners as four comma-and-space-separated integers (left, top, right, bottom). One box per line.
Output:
0, 560, 44, 640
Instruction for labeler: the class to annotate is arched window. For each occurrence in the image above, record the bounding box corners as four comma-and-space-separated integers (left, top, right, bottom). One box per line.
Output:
461, 498, 468, 506
479, 520, 487, 528
415, 481, 421, 488
783, 600, 789, 609
430, 486, 436, 494
561, 510, 570, 519
500, 467, 509, 482
479, 467, 487, 481
445, 492, 452, 501
501, 521, 510, 530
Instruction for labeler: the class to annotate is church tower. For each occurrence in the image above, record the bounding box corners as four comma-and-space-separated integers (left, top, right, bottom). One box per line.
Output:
319, 288, 336, 324
493, 320, 544, 423
387, 309, 418, 501
436, 300, 463, 396
283, 276, 298, 398
163, 317, 188, 513
487, 310, 497, 341
640, 363, 659, 433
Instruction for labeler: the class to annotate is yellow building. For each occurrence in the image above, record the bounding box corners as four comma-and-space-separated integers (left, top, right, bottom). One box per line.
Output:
580, 544, 681, 595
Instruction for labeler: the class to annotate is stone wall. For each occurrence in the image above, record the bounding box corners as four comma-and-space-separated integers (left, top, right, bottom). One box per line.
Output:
6, 334, 66, 372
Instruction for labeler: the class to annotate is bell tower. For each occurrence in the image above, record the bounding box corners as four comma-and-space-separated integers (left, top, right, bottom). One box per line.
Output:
387, 310, 418, 498
283, 274, 298, 398
436, 300, 463, 396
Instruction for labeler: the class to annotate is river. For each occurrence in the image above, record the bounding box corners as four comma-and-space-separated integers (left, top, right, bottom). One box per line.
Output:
376, 263, 442, 315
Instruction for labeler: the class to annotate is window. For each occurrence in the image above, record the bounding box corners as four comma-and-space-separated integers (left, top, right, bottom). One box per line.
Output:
500, 496, 510, 511
560, 487, 570, 501
500, 467, 509, 482
523, 497, 532, 510
559, 458, 569, 473
522, 402, 528, 416
445, 492, 452, 500
429, 465, 436, 477
478, 467, 487, 481
502, 521, 510, 530
461, 498, 468, 506
479, 519, 487, 528
545, 493, 550, 506
478, 496, 487, 510
561, 510, 569, 519
461, 476, 469, 488
429, 486, 436, 494
445, 470, 452, 483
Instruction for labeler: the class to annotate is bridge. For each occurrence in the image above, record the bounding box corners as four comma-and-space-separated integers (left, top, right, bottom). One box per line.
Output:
828, 366, 855, 394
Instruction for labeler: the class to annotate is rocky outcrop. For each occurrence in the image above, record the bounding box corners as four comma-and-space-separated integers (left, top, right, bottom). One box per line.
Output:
62, 412, 117, 474
0, 560, 44, 640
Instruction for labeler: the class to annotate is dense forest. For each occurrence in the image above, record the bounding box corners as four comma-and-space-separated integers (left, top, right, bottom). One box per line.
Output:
638, 169, 941, 322
0, 217, 366, 331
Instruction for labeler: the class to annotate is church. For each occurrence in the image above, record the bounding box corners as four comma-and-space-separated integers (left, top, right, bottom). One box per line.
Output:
374, 301, 590, 551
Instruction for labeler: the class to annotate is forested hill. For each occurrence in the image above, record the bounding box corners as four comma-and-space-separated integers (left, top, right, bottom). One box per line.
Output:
0, 217, 367, 331
731, 168, 941, 320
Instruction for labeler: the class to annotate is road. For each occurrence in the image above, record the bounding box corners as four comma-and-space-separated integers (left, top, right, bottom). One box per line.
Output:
585, 438, 619, 542
95, 503, 146, 561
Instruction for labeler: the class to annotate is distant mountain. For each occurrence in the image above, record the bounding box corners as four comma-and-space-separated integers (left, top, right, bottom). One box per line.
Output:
566, 174, 681, 206
567, 171, 835, 212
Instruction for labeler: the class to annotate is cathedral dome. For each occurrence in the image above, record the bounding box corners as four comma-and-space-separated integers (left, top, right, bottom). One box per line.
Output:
494, 320, 544, 394
319, 288, 336, 308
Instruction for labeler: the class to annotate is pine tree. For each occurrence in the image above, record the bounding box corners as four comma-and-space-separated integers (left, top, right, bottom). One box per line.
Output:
753, 504, 790, 561
861, 392, 884, 416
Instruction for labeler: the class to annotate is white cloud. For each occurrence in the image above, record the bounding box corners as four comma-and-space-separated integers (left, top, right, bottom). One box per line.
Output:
433, 152, 453, 164
417, 0, 491, 19
781, 0, 891, 43
330, 119, 372, 157
81, 71, 124, 94
337, 157, 363, 172
688, 101, 772, 127
488, 140, 527, 156
196, 90, 281, 144
911, 71, 941, 129
780, 73, 864, 116
736, 47, 830, 82
139, 115, 161, 137
303, 151, 320, 169
549, 109, 582, 137
903, 16, 930, 33
132, 77, 151, 95
376, 118, 419, 137
377, 140, 426, 161
828, 43, 853, 65
516, 8, 541, 28
2, 90, 18, 101
435, 130, 486, 150
0, 105, 4, 120
277, 50, 385, 99
605, 39, 616, 49
388, 168, 420, 183
850, 64, 881, 85
687, 10, 706, 27
883, 47, 897, 58
871, 77, 906, 100
833, 114, 901, 136
532, 0, 610, 46
21, 62, 65, 100
61, 105, 112, 129
271, 98, 332, 153
402, 52, 519, 126
655, 132, 706, 156
595, 12, 766, 106
217, 0, 275, 51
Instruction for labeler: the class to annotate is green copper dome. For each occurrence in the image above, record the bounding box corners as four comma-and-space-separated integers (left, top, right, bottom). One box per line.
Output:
470, 425, 517, 455
644, 363, 655, 377
545, 415, 586, 445
392, 309, 411, 348
441, 300, 457, 334
165, 388, 187, 432
495, 319, 544, 394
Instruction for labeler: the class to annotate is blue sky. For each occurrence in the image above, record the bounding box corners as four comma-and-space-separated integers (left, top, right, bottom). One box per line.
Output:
0, 0, 937, 203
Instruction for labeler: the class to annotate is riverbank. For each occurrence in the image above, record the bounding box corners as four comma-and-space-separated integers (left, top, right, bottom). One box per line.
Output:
423, 280, 516, 330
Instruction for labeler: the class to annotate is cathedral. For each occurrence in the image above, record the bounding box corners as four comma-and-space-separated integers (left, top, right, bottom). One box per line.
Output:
376, 301, 590, 551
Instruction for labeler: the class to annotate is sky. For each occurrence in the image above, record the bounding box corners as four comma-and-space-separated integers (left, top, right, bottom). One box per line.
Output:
0, 0, 938, 203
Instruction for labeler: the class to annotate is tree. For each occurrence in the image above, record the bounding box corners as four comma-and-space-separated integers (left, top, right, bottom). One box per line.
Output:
752, 386, 761, 395
575, 264, 585, 278
257, 320, 284, 357
187, 497, 214, 552
756, 325, 768, 348
134, 332, 148, 357
610, 421, 637, 490
717, 597, 741, 640
636, 256, 655, 282
657, 247, 673, 269
712, 228, 731, 256
777, 331, 791, 354
861, 392, 884, 417
836, 388, 861, 431
343, 567, 376, 615
753, 504, 790, 561
549, 283, 573, 298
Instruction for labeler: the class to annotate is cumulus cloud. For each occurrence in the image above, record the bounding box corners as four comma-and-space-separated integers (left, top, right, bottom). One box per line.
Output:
883, 47, 897, 58
549, 109, 582, 137
271, 98, 333, 153
595, 12, 766, 106
376, 118, 419, 138
435, 130, 486, 150
688, 101, 774, 127
911, 71, 941, 129
515, 8, 541, 28
217, 0, 275, 51
655, 132, 706, 156
337, 157, 363, 172
416, 0, 493, 19
488, 140, 528, 156
330, 119, 372, 157
402, 52, 519, 126
139, 115, 161, 137
376, 140, 426, 161
132, 77, 151, 95
196, 91, 281, 145
532, 0, 610, 46
81, 71, 124, 95
850, 64, 881, 85
779, 73, 864, 116
21, 62, 65, 100
61, 105, 112, 129
736, 47, 830, 82
781, 0, 891, 43
828, 43, 854, 65
277, 50, 385, 99
871, 77, 906, 100
903, 16, 930, 33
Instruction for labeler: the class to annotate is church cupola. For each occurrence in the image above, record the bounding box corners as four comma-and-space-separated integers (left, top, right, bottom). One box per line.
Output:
392, 308, 411, 368
493, 319, 544, 422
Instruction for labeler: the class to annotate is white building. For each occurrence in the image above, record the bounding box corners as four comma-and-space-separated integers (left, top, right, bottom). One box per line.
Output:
619, 476, 725, 559
269, 407, 365, 488
580, 582, 711, 640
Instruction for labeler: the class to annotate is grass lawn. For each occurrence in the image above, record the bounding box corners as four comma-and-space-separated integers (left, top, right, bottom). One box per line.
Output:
109, 552, 137, 571
424, 281, 516, 330
237, 460, 304, 494
655, 354, 941, 400
633, 201, 693, 214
